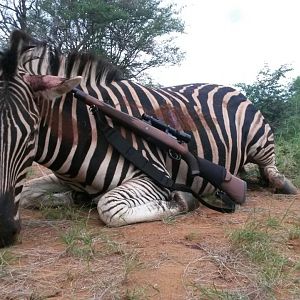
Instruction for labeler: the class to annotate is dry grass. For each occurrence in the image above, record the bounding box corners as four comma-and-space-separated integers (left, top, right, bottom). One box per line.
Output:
0, 190, 299, 299
0, 208, 144, 299
181, 200, 300, 300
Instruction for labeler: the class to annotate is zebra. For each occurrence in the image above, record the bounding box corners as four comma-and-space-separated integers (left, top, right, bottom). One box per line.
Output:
0, 30, 297, 247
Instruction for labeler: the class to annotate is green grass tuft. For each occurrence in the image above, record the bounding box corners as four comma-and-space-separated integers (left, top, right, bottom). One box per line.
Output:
229, 212, 300, 298
41, 205, 82, 221
61, 224, 95, 260
288, 225, 300, 240
195, 285, 249, 300
275, 134, 300, 187
0, 250, 16, 278
161, 215, 177, 225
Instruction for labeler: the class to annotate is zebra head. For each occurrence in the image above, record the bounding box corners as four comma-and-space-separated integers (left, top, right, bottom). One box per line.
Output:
0, 31, 81, 247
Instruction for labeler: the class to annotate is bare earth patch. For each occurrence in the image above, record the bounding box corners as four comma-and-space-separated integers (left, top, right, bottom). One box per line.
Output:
1, 167, 299, 299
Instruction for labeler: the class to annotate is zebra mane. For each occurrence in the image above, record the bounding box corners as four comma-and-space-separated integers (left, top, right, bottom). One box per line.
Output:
0, 47, 18, 81
4, 30, 123, 85
2, 30, 122, 85
64, 51, 123, 84
0, 31, 30, 80
0, 30, 46, 81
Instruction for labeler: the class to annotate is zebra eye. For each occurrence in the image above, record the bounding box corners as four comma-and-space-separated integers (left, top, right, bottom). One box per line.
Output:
28, 128, 38, 141
28, 131, 35, 140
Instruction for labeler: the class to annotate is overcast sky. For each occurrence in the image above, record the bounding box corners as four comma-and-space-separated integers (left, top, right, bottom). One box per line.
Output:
150, 0, 300, 87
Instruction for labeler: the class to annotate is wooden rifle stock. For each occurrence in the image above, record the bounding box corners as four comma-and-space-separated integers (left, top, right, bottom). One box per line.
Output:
72, 88, 246, 205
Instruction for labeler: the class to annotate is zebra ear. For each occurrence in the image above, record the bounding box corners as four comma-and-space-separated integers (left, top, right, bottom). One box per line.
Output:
23, 74, 82, 98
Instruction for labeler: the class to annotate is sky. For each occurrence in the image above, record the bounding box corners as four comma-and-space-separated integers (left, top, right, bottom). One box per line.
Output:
149, 0, 300, 87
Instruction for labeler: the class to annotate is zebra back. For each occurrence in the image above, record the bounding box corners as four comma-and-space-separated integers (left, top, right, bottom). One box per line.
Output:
17, 37, 275, 197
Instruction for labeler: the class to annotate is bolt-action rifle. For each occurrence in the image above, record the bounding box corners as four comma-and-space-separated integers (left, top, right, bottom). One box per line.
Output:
72, 88, 246, 206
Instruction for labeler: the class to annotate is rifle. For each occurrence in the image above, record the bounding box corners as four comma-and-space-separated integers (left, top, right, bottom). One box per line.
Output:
72, 88, 246, 205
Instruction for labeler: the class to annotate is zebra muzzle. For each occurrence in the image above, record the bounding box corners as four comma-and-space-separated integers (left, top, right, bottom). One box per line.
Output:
0, 191, 21, 247
0, 218, 20, 248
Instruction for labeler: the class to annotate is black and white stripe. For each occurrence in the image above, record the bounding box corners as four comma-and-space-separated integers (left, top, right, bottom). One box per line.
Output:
19, 43, 278, 222
0, 31, 295, 242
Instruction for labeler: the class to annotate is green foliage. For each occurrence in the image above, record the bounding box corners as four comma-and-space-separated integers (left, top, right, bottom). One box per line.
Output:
288, 225, 300, 240
97, 230, 143, 282
0, 250, 15, 277
277, 76, 300, 138
236, 66, 300, 185
125, 287, 148, 300
230, 220, 273, 264
161, 214, 177, 225
0, 250, 14, 268
274, 77, 300, 185
0, 0, 185, 79
196, 285, 249, 300
123, 250, 142, 282
61, 224, 95, 259
228, 213, 300, 298
275, 136, 300, 186
98, 231, 125, 255
236, 64, 293, 130
265, 216, 280, 229
40, 205, 82, 221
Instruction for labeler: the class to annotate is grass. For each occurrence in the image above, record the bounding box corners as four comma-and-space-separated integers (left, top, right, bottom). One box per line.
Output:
3, 204, 299, 300
125, 283, 160, 300
38, 192, 143, 281
39, 196, 97, 260
228, 212, 299, 299
61, 223, 95, 260
265, 216, 281, 229
185, 205, 300, 300
40, 205, 83, 221
125, 286, 149, 300
98, 231, 125, 255
0, 250, 12, 267
123, 250, 143, 282
288, 225, 300, 240
0, 250, 15, 277
39, 191, 95, 221
161, 214, 177, 225
6, 137, 299, 299
60, 223, 143, 286
196, 285, 249, 300
276, 132, 300, 187
97, 231, 143, 281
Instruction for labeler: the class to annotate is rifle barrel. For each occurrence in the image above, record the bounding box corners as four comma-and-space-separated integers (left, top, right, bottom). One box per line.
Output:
72, 88, 200, 175
71, 88, 246, 205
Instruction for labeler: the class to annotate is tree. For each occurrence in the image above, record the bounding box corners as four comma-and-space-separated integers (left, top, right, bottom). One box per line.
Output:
278, 76, 300, 138
236, 64, 293, 130
0, 0, 36, 40
0, 0, 185, 80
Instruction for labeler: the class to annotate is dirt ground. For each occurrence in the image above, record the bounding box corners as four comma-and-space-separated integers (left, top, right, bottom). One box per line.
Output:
0, 166, 299, 300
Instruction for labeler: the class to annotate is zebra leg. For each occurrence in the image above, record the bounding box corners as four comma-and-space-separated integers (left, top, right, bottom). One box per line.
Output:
96, 175, 199, 227
248, 132, 297, 194
21, 174, 74, 208
260, 166, 297, 194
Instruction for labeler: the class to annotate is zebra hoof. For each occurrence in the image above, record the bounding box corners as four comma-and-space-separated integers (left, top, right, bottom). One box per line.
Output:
275, 178, 298, 195
263, 167, 298, 195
